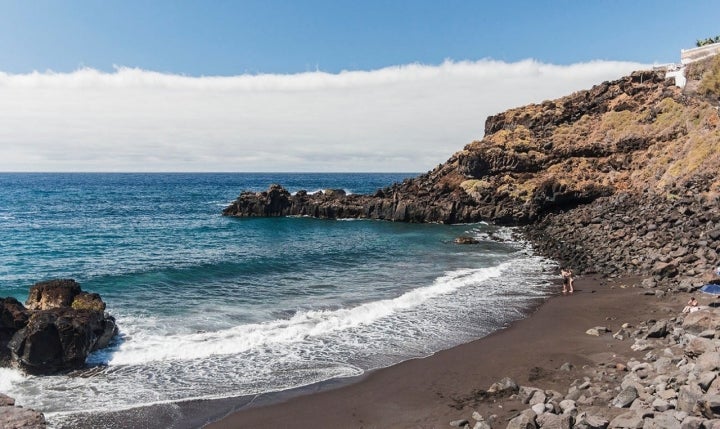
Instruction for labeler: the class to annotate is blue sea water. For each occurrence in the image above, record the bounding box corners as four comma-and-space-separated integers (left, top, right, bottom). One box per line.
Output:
0, 173, 556, 426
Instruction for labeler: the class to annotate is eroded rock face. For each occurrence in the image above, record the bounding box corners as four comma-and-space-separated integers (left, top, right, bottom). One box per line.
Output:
224, 69, 718, 228
1, 279, 118, 375
25, 279, 81, 311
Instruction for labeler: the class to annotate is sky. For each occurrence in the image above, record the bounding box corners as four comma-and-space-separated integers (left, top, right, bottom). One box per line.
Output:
0, 0, 718, 172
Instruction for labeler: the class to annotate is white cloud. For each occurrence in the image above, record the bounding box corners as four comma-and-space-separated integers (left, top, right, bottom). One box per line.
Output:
0, 59, 649, 172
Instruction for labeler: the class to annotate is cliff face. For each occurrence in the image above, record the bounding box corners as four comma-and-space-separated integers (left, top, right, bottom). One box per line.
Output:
224, 61, 720, 283
225, 67, 719, 225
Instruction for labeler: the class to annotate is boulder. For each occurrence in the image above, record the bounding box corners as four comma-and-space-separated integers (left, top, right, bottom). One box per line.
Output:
520, 386, 543, 404
8, 308, 117, 374
652, 262, 678, 278
2, 279, 118, 374
678, 384, 703, 413
454, 236, 480, 245
487, 377, 519, 396
613, 386, 639, 408
506, 409, 537, 429
586, 327, 610, 336
679, 416, 704, 429
531, 403, 546, 415
642, 411, 681, 429
697, 352, 720, 372
646, 320, 668, 338
685, 337, 718, 358
535, 412, 572, 429
0, 395, 46, 428
704, 419, 720, 429
0, 393, 14, 406
608, 410, 645, 428
652, 397, 672, 412
682, 309, 720, 335
0, 405, 47, 428
573, 412, 608, 429
699, 394, 720, 419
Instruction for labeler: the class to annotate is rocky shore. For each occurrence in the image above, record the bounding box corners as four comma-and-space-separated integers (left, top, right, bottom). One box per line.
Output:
0, 280, 118, 428
1, 279, 118, 375
223, 62, 720, 288
224, 66, 718, 229
523, 189, 720, 286
4, 53, 718, 429
448, 297, 720, 429
212, 58, 720, 428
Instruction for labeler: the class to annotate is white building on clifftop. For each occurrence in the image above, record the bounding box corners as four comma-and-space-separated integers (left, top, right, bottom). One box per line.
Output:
657, 41, 720, 88
681, 42, 720, 65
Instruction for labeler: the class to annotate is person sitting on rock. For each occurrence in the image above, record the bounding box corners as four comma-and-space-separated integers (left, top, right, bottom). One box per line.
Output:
682, 296, 699, 313
561, 268, 574, 294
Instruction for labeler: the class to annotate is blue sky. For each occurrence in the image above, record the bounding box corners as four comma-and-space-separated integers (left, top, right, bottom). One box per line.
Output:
2, 0, 717, 75
0, 1, 717, 172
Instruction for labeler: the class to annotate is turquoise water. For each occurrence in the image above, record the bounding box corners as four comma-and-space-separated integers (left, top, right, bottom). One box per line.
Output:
0, 173, 556, 426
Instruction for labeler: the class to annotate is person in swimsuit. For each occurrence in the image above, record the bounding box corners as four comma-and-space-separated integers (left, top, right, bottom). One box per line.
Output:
561, 268, 574, 294
682, 296, 699, 313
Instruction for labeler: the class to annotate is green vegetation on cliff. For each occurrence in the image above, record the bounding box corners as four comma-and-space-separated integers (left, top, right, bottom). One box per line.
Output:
698, 54, 720, 99
696, 35, 720, 47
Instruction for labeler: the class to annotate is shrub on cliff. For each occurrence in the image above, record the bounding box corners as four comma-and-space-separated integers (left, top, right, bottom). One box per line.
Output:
698, 54, 720, 100
696, 35, 720, 47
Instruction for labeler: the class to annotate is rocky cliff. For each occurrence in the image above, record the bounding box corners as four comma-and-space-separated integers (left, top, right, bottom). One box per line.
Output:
224, 58, 720, 283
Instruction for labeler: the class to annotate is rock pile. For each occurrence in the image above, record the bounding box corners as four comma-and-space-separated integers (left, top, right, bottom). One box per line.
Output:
524, 189, 720, 286
0, 279, 118, 374
0, 394, 45, 429
450, 306, 720, 429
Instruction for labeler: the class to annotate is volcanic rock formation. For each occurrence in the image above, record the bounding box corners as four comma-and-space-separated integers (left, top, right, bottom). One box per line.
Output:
224, 58, 720, 285
1, 279, 118, 374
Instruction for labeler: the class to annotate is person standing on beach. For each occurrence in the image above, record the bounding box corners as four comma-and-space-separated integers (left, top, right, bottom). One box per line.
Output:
561, 268, 574, 294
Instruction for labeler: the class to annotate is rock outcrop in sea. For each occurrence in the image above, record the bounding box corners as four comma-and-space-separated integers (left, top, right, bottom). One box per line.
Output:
224, 56, 720, 287
0, 279, 118, 375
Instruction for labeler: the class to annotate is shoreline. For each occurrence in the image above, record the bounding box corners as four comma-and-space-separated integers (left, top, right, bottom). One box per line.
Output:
53, 275, 689, 429
199, 275, 684, 428
60, 282, 549, 429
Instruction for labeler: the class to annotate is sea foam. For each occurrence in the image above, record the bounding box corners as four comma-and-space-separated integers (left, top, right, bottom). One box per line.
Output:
0, 367, 26, 393
103, 263, 508, 366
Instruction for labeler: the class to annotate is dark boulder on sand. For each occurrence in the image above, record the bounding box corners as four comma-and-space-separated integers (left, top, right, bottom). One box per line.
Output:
1, 279, 118, 375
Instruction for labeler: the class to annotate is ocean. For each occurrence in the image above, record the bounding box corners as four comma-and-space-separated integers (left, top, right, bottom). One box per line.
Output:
0, 173, 556, 427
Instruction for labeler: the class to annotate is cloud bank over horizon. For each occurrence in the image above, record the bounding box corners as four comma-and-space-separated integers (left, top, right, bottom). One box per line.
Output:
0, 59, 650, 172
